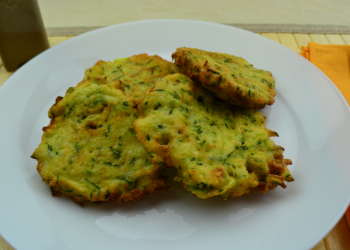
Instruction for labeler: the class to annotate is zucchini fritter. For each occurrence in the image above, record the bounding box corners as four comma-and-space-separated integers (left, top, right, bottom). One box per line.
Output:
172, 47, 276, 109
133, 73, 293, 199
83, 54, 180, 103
31, 79, 169, 205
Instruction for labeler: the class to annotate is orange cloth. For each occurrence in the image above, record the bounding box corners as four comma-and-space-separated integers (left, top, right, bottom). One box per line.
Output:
299, 42, 350, 227
300, 42, 350, 105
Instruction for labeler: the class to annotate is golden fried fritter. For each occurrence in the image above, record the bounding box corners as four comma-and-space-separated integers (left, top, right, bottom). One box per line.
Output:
172, 48, 276, 109
133, 73, 293, 199
31, 79, 169, 205
83, 54, 180, 103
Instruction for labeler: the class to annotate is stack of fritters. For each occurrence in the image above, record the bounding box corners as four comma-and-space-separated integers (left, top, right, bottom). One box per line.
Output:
32, 49, 293, 205
32, 54, 179, 205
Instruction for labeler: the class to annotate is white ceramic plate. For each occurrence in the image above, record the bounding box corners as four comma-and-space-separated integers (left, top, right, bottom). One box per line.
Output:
1, 20, 350, 250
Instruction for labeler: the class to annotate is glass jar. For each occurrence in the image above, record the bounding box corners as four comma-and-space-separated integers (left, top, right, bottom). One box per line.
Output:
0, 0, 49, 71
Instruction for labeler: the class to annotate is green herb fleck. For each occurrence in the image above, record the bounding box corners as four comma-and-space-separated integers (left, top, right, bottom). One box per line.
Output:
227, 150, 236, 158
105, 190, 110, 199
137, 59, 153, 65
113, 75, 124, 81
85, 179, 100, 194
195, 183, 207, 189
218, 75, 222, 85
110, 147, 121, 159
197, 96, 204, 103
193, 125, 202, 134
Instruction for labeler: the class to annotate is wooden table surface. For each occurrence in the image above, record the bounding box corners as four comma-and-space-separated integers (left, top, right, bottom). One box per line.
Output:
1, 33, 350, 250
